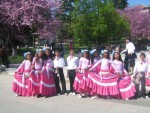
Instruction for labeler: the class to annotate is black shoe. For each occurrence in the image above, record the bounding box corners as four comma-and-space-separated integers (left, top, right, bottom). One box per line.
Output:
35, 95, 41, 98
45, 96, 50, 98
148, 92, 150, 97
141, 95, 146, 99
141, 94, 146, 99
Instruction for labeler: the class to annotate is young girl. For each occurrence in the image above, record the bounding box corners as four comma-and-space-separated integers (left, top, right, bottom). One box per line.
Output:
73, 50, 91, 98
89, 49, 101, 99
88, 50, 119, 98
90, 49, 101, 65
133, 53, 148, 99
29, 49, 43, 97
113, 51, 136, 100
40, 47, 56, 97
12, 52, 32, 97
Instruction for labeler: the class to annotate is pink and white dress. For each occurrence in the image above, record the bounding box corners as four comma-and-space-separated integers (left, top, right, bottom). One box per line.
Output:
85, 56, 101, 94
29, 57, 43, 95
146, 54, 150, 86
91, 56, 101, 73
40, 58, 56, 96
73, 57, 90, 93
12, 60, 32, 96
87, 58, 119, 96
113, 60, 136, 99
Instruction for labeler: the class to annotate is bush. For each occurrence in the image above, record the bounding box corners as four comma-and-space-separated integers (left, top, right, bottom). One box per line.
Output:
17, 47, 36, 56
8, 55, 25, 64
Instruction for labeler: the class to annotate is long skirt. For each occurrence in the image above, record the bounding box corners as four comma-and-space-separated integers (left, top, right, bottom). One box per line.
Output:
12, 71, 31, 96
40, 67, 56, 96
146, 72, 150, 86
28, 69, 41, 95
73, 69, 89, 93
86, 71, 119, 96
118, 75, 136, 99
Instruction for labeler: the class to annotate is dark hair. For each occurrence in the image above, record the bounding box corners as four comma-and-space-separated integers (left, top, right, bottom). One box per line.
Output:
43, 50, 53, 61
91, 50, 99, 64
140, 53, 146, 58
125, 37, 131, 41
91, 54, 95, 64
113, 52, 123, 62
84, 51, 90, 61
55, 48, 61, 53
25, 54, 32, 63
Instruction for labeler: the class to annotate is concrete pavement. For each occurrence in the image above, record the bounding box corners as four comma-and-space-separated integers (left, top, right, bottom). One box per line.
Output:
1, 69, 150, 113
0, 51, 150, 113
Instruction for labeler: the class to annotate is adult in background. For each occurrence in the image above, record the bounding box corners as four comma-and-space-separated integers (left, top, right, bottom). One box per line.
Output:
121, 39, 136, 74
112, 46, 121, 55
58, 44, 65, 58
1, 45, 9, 68
68, 42, 74, 51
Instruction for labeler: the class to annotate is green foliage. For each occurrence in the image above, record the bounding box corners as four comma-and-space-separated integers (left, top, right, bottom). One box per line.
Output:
110, 0, 128, 9
71, 0, 130, 46
57, 0, 74, 41
8, 55, 24, 64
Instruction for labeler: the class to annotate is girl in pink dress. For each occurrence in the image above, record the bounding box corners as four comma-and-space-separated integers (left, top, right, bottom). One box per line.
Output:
87, 49, 101, 97
90, 49, 101, 73
12, 52, 32, 97
40, 47, 56, 97
88, 50, 119, 98
73, 50, 90, 98
112, 51, 136, 100
90, 49, 101, 64
29, 49, 43, 97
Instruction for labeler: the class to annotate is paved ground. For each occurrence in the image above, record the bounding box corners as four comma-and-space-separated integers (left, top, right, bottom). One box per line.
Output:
0, 51, 150, 113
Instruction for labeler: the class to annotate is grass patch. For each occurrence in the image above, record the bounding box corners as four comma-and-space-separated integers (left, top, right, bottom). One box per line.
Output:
8, 55, 24, 64
4, 44, 87, 64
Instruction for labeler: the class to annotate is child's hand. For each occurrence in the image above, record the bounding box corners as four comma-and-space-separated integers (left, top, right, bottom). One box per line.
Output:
148, 72, 150, 76
89, 68, 93, 72
38, 71, 42, 74
86, 67, 89, 70
132, 75, 136, 79
119, 72, 123, 76
31, 66, 34, 69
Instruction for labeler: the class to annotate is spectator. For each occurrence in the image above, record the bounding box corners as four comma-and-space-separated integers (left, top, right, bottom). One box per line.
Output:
1, 45, 9, 68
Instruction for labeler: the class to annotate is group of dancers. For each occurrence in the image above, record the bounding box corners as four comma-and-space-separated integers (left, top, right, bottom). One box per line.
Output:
74, 49, 150, 100
12, 44, 150, 100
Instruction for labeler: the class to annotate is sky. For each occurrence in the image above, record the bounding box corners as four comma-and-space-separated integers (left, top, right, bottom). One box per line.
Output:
128, 0, 150, 6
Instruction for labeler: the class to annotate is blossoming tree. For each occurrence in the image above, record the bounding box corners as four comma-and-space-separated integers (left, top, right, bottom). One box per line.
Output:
0, 0, 61, 56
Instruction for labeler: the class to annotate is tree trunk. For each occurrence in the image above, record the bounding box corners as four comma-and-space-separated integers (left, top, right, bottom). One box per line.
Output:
12, 47, 17, 57
9, 39, 17, 57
